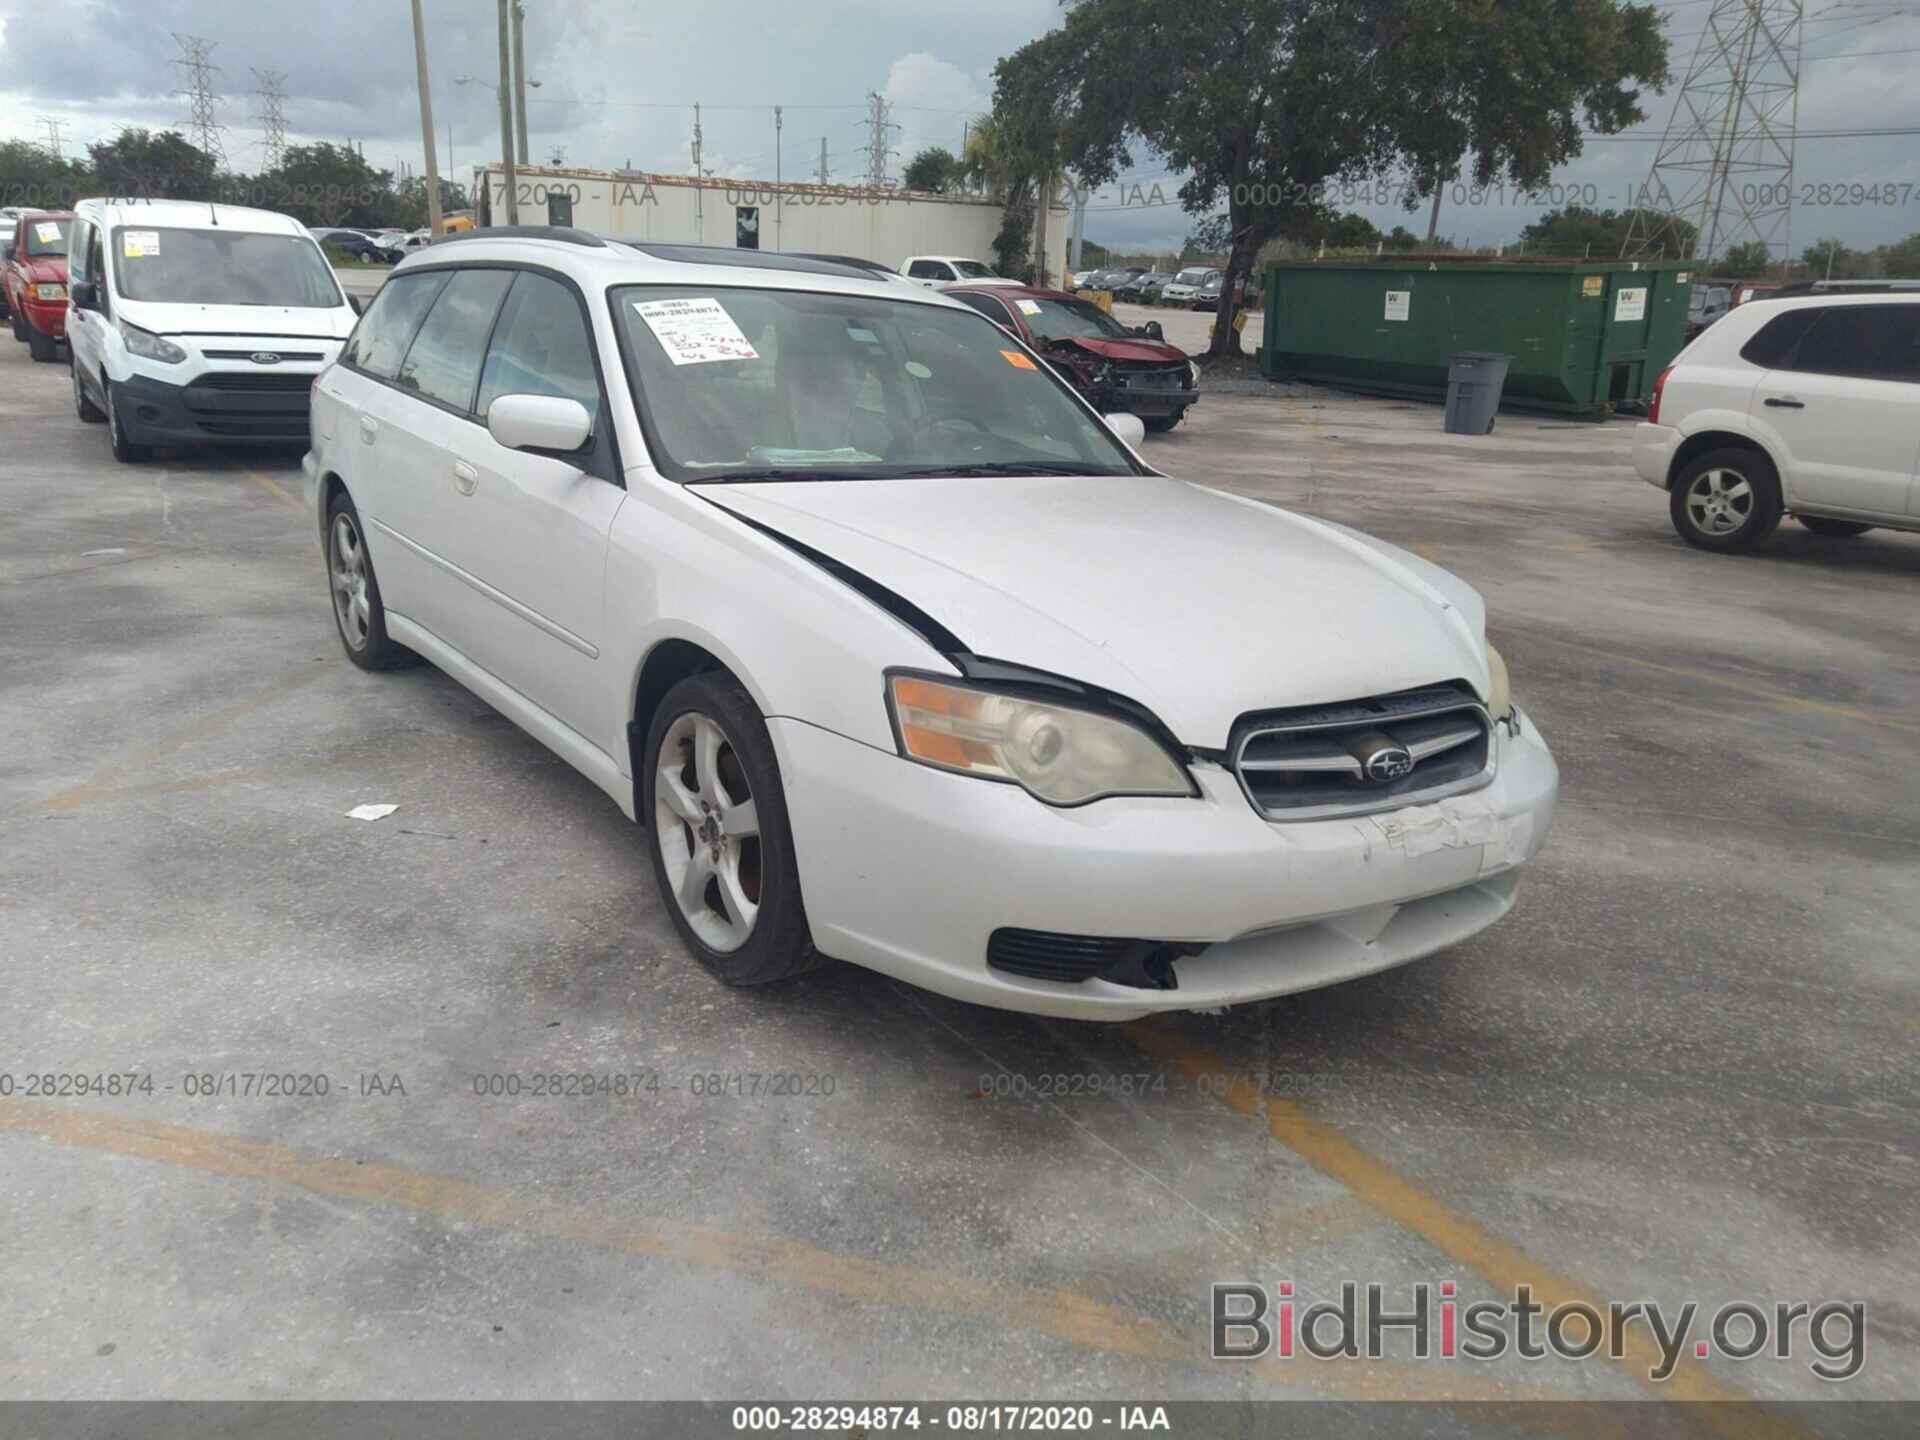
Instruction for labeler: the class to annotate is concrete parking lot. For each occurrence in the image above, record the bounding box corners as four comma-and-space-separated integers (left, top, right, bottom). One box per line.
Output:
3, 328, 1917, 1416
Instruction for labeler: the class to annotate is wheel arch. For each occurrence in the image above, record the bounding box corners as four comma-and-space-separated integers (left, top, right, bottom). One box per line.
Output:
1668, 429, 1778, 490
627, 636, 741, 828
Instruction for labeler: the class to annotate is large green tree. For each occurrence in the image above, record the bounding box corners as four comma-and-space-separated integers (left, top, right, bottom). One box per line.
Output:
1519, 204, 1695, 258
0, 140, 90, 210
994, 0, 1670, 354
87, 129, 220, 201
1718, 240, 1773, 278
902, 146, 964, 194
256, 143, 393, 228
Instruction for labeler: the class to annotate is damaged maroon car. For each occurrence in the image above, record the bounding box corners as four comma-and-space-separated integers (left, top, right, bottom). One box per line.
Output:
944, 284, 1199, 432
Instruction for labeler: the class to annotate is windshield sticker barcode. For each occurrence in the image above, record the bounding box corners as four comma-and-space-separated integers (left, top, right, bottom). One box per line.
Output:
631, 297, 759, 366
122, 231, 160, 258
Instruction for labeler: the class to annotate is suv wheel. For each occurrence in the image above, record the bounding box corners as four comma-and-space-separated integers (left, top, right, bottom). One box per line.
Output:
643, 673, 820, 988
104, 379, 151, 463
1797, 516, 1874, 538
326, 490, 416, 670
1670, 448, 1782, 553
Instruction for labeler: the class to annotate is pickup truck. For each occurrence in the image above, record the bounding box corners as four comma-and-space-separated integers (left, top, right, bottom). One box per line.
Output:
3, 211, 72, 361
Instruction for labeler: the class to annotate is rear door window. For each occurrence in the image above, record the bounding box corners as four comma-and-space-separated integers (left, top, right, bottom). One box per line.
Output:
395, 269, 514, 412
475, 271, 601, 417
346, 271, 450, 379
1787, 305, 1920, 382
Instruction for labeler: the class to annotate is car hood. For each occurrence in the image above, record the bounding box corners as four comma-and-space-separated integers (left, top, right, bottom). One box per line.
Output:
122, 299, 356, 340
17, 256, 68, 284
700, 474, 1490, 747
1046, 335, 1189, 364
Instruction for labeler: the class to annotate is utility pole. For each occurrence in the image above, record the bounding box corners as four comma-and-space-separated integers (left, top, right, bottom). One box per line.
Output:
410, 0, 444, 235
692, 102, 704, 242
1622, 0, 1805, 265
36, 116, 68, 163
1068, 177, 1087, 274
511, 0, 530, 166
252, 69, 288, 172
818, 137, 829, 185
171, 34, 228, 168
861, 91, 899, 187
773, 105, 783, 251
497, 0, 518, 223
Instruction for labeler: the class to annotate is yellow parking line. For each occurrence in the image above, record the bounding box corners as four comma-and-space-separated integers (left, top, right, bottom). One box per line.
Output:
1126, 1025, 1807, 1439
246, 467, 303, 512
0, 1098, 1562, 1402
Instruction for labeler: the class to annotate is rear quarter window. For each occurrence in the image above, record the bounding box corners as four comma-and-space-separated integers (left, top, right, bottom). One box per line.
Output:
1738, 307, 1821, 369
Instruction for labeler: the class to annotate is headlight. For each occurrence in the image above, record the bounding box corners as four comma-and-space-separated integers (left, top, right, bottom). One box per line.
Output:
1485, 643, 1513, 723
888, 674, 1194, 805
34, 283, 67, 301
120, 319, 187, 364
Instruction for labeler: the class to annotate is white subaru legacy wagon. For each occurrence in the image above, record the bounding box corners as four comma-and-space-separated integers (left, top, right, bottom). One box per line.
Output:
303, 228, 1558, 1021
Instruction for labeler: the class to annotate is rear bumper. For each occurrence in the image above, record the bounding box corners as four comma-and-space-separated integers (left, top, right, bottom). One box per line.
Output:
115, 369, 318, 447
1634, 422, 1680, 489
771, 706, 1557, 1021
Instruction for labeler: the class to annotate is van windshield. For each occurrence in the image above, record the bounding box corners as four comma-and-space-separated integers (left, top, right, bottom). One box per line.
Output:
110, 227, 343, 308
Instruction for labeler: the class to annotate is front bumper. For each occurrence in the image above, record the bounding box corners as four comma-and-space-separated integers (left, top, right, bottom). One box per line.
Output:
115, 368, 320, 447
1634, 422, 1679, 489
23, 299, 67, 339
772, 707, 1558, 1021
1091, 381, 1200, 418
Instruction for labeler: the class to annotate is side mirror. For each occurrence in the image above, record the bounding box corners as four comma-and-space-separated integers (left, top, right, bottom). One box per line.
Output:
347, 294, 365, 316
488, 393, 594, 456
1104, 412, 1147, 449
69, 280, 97, 310
1138, 320, 1165, 341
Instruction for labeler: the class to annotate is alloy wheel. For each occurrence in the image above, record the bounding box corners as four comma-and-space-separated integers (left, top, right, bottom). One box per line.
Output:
329, 513, 372, 651
1685, 467, 1752, 536
653, 711, 762, 952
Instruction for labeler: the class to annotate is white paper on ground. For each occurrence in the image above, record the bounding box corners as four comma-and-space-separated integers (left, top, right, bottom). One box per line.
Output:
346, 803, 399, 821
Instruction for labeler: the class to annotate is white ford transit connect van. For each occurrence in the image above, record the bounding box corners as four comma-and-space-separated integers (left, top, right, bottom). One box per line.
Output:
65, 198, 358, 462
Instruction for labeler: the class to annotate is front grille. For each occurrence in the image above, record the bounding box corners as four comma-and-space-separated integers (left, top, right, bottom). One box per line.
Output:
1231, 683, 1493, 821
200, 349, 325, 362
1116, 363, 1188, 391
181, 372, 314, 439
987, 929, 1196, 988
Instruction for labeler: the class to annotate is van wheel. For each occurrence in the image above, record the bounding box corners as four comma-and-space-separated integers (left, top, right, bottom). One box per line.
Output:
1797, 517, 1873, 538
28, 326, 57, 362
73, 357, 104, 422
643, 673, 821, 988
105, 379, 151, 463
326, 490, 417, 671
1670, 448, 1782, 553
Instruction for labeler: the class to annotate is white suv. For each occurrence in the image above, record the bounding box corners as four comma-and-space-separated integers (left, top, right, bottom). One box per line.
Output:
1635, 291, 1920, 550
65, 198, 358, 461
304, 229, 1556, 1019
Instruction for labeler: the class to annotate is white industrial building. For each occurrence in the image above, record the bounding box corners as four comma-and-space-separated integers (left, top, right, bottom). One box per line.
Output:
472, 164, 1072, 281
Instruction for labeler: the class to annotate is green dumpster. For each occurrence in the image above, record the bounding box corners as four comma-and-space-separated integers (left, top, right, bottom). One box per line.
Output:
1258, 257, 1695, 416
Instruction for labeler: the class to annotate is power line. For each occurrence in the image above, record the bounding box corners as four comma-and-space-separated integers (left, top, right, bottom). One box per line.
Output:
253, 68, 288, 171
172, 33, 227, 167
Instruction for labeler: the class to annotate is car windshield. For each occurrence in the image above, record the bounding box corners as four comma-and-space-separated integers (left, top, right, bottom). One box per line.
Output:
24, 218, 70, 257
1019, 295, 1136, 343
1174, 268, 1213, 285
612, 284, 1142, 483
111, 227, 343, 307
1199, 276, 1224, 292
950, 260, 996, 278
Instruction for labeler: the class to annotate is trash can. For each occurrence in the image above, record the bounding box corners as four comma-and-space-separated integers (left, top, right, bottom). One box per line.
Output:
1444, 352, 1512, 434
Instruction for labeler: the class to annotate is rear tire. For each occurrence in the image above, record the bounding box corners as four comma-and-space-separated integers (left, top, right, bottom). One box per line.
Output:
643, 673, 821, 988
1797, 516, 1873, 538
27, 326, 57, 362
104, 379, 151, 463
1670, 447, 1782, 553
325, 490, 417, 671
1144, 410, 1186, 433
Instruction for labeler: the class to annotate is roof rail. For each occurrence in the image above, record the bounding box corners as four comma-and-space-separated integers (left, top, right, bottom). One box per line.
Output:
428, 225, 606, 248
617, 242, 887, 280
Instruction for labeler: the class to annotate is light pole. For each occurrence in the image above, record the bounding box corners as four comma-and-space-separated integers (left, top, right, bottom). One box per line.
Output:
409, 0, 443, 235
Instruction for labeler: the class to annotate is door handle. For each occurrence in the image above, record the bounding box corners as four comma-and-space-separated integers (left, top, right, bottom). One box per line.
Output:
358, 415, 379, 441
1764, 397, 1805, 409
452, 461, 478, 495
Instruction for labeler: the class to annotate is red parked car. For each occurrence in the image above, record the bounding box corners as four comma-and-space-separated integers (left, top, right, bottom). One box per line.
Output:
944, 283, 1200, 432
4, 211, 73, 362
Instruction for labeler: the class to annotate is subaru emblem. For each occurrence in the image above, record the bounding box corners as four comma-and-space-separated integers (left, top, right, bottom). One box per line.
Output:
1364, 746, 1415, 782
250, 351, 282, 365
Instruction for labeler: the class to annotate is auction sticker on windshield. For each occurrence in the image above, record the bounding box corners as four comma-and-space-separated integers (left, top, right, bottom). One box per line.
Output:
34, 222, 62, 244
1016, 299, 1041, 315
1001, 349, 1037, 370
122, 231, 160, 258
631, 297, 759, 365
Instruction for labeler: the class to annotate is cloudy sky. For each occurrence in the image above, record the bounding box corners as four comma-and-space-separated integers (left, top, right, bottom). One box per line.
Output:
3, 0, 1917, 257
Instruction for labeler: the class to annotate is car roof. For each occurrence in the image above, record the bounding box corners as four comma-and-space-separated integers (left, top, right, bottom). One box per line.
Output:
1736, 289, 1920, 312
395, 230, 981, 312
72, 197, 310, 236
944, 284, 1082, 303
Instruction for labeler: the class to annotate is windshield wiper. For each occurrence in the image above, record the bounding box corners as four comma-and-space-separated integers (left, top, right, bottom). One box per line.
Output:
685, 467, 879, 484
888, 461, 1125, 478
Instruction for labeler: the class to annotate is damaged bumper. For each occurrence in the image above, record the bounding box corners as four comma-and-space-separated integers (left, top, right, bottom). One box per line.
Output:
769, 707, 1557, 1021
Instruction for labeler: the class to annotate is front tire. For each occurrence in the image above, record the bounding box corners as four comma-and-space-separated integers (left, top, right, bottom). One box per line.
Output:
9, 306, 26, 342
104, 379, 151, 463
27, 325, 57, 362
1797, 516, 1874, 538
325, 491, 416, 671
643, 673, 819, 988
1670, 447, 1782, 552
